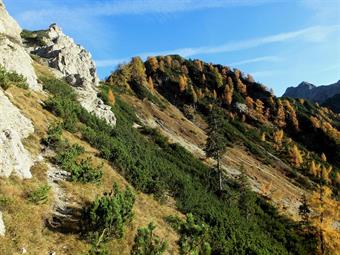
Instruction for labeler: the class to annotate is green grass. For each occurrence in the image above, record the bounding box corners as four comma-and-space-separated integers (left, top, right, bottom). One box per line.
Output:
27, 185, 50, 204
0, 65, 29, 90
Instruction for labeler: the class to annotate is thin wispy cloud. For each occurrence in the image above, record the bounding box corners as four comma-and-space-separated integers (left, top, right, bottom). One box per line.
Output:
301, 0, 340, 21
250, 70, 279, 78
95, 24, 340, 67
18, 0, 283, 24
229, 56, 281, 66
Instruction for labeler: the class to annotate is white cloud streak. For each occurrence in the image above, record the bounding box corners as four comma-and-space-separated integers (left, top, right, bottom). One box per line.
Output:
18, 0, 283, 22
229, 56, 281, 66
95, 25, 340, 67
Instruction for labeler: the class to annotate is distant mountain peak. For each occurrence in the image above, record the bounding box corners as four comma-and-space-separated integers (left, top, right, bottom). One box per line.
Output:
283, 80, 340, 107
297, 81, 316, 89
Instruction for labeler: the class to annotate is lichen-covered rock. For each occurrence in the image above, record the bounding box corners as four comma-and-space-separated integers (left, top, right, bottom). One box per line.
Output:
31, 24, 116, 126
0, 211, 5, 236
0, 0, 40, 90
33, 24, 99, 87
0, 90, 34, 178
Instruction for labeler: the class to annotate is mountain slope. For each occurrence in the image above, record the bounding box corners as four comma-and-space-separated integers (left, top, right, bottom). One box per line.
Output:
0, 1, 339, 254
105, 56, 340, 253
322, 93, 340, 113
283, 80, 340, 105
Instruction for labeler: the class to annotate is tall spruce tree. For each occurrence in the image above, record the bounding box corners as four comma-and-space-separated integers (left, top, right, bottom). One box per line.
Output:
298, 194, 311, 227
204, 110, 228, 191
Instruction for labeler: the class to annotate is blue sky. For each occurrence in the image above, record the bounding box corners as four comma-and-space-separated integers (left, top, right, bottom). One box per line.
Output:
4, 0, 340, 95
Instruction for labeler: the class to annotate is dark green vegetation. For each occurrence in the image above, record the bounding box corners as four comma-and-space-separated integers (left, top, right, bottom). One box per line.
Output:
131, 223, 168, 255
45, 122, 103, 184
0, 65, 28, 90
27, 185, 51, 204
21, 29, 48, 47
322, 94, 340, 113
83, 184, 135, 255
40, 74, 317, 255
81, 183, 135, 241
167, 213, 211, 255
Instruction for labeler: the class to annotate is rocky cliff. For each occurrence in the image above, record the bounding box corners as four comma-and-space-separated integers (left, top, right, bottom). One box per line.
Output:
27, 24, 117, 126
283, 80, 340, 103
0, 0, 40, 91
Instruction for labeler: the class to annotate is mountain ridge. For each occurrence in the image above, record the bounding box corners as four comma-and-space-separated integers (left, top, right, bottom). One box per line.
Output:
283, 79, 340, 104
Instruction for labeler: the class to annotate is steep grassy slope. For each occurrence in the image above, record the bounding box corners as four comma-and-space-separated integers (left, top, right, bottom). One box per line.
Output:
0, 65, 181, 255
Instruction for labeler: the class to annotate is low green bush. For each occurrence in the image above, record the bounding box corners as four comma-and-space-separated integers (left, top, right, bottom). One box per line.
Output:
44, 122, 63, 147
21, 29, 48, 47
0, 66, 28, 90
81, 183, 135, 241
55, 142, 102, 184
131, 223, 168, 255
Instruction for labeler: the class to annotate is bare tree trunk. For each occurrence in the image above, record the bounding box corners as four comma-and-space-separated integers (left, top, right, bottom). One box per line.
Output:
217, 155, 222, 191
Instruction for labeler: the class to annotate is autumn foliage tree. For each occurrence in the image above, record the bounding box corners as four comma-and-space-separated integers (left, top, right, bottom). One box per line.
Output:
273, 129, 284, 147
194, 59, 203, 72
275, 99, 286, 128
283, 99, 299, 130
146, 56, 159, 72
289, 144, 303, 167
245, 96, 254, 109
107, 88, 115, 106
307, 159, 340, 254
310, 116, 321, 129
255, 99, 264, 116
309, 186, 340, 254
178, 75, 188, 93
236, 79, 247, 95
224, 83, 233, 105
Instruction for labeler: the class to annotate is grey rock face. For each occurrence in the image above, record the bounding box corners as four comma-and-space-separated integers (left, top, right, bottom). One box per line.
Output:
0, 0, 40, 90
0, 90, 34, 179
31, 24, 116, 126
283, 80, 340, 103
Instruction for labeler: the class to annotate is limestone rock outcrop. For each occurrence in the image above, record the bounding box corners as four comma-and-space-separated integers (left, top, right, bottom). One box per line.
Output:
0, 90, 34, 179
31, 24, 116, 126
0, 0, 40, 90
